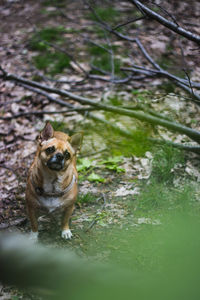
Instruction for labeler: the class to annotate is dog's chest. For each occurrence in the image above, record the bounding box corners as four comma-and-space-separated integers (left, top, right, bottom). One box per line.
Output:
39, 174, 65, 212
42, 174, 61, 193
39, 196, 62, 212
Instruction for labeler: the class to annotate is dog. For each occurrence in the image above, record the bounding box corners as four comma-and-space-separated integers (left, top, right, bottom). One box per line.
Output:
25, 122, 82, 241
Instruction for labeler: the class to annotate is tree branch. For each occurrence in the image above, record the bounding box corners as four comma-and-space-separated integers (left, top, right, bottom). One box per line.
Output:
131, 0, 200, 45
0, 107, 95, 120
1, 70, 200, 144
113, 16, 145, 30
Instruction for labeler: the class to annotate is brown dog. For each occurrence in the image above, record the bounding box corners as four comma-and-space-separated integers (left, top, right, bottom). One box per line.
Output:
26, 122, 82, 241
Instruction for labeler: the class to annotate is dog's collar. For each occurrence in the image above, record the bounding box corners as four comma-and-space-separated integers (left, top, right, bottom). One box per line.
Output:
33, 174, 77, 198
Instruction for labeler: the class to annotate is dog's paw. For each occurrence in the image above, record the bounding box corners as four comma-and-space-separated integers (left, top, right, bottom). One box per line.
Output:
29, 231, 38, 243
61, 229, 73, 240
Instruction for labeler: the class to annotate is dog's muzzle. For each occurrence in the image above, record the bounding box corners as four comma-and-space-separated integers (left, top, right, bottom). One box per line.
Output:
47, 152, 64, 171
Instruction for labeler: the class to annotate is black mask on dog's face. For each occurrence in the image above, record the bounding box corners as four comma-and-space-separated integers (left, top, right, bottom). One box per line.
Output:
45, 146, 71, 171
47, 152, 65, 171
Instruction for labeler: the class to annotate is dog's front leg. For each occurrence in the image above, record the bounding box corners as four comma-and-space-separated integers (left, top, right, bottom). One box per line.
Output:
61, 204, 74, 239
27, 205, 39, 242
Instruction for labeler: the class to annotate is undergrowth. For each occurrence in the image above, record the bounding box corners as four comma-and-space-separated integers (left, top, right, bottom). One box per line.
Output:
151, 146, 185, 183
29, 26, 70, 75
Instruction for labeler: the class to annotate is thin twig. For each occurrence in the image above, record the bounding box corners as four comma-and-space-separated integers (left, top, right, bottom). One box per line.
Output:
150, 1, 179, 26
131, 0, 200, 45
0, 107, 96, 120
85, 3, 200, 100
113, 16, 145, 30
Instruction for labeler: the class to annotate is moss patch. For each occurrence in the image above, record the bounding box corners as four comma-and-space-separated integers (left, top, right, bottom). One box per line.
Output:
29, 26, 70, 75
33, 52, 70, 75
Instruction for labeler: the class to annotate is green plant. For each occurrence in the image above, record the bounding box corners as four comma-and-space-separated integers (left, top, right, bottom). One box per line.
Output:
109, 96, 122, 106
32, 52, 70, 75
151, 146, 184, 183
29, 26, 66, 51
30, 26, 70, 75
88, 172, 105, 183
78, 193, 96, 204
136, 181, 194, 213
77, 158, 93, 172
101, 156, 125, 173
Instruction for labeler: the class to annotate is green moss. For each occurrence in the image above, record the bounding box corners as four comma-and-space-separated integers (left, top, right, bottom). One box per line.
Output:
109, 130, 151, 157
88, 6, 120, 23
29, 26, 67, 51
33, 51, 70, 75
82, 119, 152, 157
131, 89, 153, 102
109, 96, 122, 106
29, 26, 71, 75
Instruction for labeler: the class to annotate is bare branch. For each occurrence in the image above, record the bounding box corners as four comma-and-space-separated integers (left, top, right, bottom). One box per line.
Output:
85, 5, 200, 101
113, 16, 145, 30
131, 0, 200, 45
0, 107, 95, 121
2, 69, 200, 143
150, 1, 179, 26
135, 38, 162, 70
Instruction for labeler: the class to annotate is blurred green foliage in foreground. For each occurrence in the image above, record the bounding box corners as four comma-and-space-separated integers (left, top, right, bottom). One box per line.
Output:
1, 211, 200, 300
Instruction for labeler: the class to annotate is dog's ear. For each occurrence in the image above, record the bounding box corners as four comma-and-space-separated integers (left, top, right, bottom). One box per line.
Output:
38, 122, 54, 143
70, 132, 83, 153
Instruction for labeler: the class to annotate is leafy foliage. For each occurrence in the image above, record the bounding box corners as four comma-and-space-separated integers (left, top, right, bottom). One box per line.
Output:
151, 146, 185, 183
77, 158, 93, 172
88, 172, 105, 183
100, 157, 125, 173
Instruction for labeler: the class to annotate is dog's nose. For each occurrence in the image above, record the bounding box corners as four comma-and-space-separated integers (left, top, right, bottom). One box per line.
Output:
56, 152, 64, 161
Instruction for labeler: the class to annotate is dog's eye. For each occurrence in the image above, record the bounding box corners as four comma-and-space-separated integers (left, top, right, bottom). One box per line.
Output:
45, 146, 55, 155
64, 150, 70, 160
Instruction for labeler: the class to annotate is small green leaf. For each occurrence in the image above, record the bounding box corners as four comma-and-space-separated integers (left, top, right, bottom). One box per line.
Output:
101, 156, 122, 164
88, 172, 105, 183
77, 158, 93, 171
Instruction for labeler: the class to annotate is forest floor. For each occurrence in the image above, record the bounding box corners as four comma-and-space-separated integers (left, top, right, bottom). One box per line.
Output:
1, 0, 200, 299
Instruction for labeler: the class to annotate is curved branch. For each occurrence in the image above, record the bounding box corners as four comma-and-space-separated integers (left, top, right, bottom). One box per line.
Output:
131, 0, 200, 45
2, 70, 200, 144
0, 107, 95, 120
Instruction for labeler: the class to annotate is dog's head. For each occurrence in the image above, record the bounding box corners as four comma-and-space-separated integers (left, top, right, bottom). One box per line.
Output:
37, 122, 83, 172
